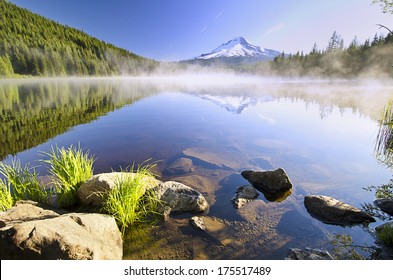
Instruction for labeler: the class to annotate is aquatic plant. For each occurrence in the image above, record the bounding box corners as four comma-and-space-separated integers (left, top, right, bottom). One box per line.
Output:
0, 159, 48, 204
364, 179, 393, 200
377, 225, 393, 247
42, 145, 95, 208
376, 99, 393, 167
330, 234, 381, 260
362, 179, 393, 221
101, 163, 161, 235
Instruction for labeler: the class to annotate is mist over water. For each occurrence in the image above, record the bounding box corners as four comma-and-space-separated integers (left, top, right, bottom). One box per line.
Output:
1, 75, 392, 259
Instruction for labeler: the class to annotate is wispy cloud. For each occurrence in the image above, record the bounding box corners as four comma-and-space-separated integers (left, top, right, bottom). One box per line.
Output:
215, 10, 224, 19
263, 23, 285, 36
199, 25, 208, 34
199, 10, 224, 35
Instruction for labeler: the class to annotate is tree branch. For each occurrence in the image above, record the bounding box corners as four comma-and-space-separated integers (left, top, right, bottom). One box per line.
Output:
377, 24, 393, 35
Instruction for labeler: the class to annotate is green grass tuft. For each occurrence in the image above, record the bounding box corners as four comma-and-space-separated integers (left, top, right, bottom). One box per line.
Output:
101, 163, 161, 235
0, 178, 13, 211
0, 159, 49, 205
42, 144, 95, 208
377, 225, 393, 247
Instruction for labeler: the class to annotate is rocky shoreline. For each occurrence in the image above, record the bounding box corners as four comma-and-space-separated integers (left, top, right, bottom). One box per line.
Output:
1, 166, 392, 260
0, 172, 210, 260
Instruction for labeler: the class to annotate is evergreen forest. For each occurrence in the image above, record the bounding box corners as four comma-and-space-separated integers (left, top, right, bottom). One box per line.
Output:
246, 30, 393, 78
0, 0, 157, 77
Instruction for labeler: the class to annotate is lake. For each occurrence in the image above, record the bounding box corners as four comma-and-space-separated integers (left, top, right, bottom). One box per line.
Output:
1, 76, 392, 259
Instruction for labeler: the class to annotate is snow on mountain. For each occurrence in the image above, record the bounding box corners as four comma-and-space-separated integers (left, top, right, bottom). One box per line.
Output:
195, 36, 281, 61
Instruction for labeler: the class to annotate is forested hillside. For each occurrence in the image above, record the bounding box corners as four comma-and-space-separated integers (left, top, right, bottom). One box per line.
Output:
0, 0, 157, 77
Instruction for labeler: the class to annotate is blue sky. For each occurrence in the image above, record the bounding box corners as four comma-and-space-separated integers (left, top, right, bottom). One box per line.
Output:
9, 0, 393, 61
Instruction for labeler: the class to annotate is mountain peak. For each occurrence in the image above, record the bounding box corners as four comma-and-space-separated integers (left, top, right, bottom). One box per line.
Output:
229, 36, 247, 44
194, 36, 281, 62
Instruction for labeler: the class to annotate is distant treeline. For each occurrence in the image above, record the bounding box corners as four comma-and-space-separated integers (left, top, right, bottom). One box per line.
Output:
0, 0, 157, 77
244, 31, 393, 78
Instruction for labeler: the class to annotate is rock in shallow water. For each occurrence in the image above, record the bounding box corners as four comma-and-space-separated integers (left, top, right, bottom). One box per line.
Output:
241, 168, 293, 194
164, 158, 195, 175
287, 248, 334, 260
231, 185, 259, 209
241, 168, 293, 202
374, 198, 393, 216
190, 216, 206, 231
0, 201, 122, 260
153, 181, 209, 214
304, 195, 376, 226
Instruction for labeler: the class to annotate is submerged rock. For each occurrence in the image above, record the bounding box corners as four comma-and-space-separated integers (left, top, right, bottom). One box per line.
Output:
374, 198, 393, 216
77, 172, 160, 206
287, 248, 334, 260
263, 189, 292, 203
304, 195, 376, 226
241, 168, 293, 193
0, 201, 122, 260
190, 216, 206, 231
231, 185, 259, 209
164, 157, 195, 175
241, 168, 293, 202
182, 146, 246, 170
153, 181, 209, 214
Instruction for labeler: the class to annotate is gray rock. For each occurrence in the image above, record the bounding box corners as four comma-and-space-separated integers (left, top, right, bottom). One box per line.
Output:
153, 181, 209, 214
287, 248, 334, 260
241, 168, 293, 194
164, 158, 195, 175
374, 198, 393, 216
190, 216, 206, 231
0, 200, 60, 228
231, 185, 259, 209
0, 202, 122, 260
77, 172, 160, 206
304, 195, 376, 226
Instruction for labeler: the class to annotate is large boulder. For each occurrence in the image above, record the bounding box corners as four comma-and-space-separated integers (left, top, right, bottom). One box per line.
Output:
0, 200, 60, 225
153, 181, 209, 214
231, 185, 259, 209
0, 201, 122, 260
287, 248, 334, 260
241, 168, 293, 202
374, 199, 393, 216
77, 172, 160, 206
304, 195, 376, 226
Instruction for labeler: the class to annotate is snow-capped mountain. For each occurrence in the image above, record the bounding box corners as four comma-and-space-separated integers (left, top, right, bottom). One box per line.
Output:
190, 37, 281, 64
197, 37, 279, 60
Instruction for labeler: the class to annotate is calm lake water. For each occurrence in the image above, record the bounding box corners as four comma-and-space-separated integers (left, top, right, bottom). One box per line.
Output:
1, 76, 393, 259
